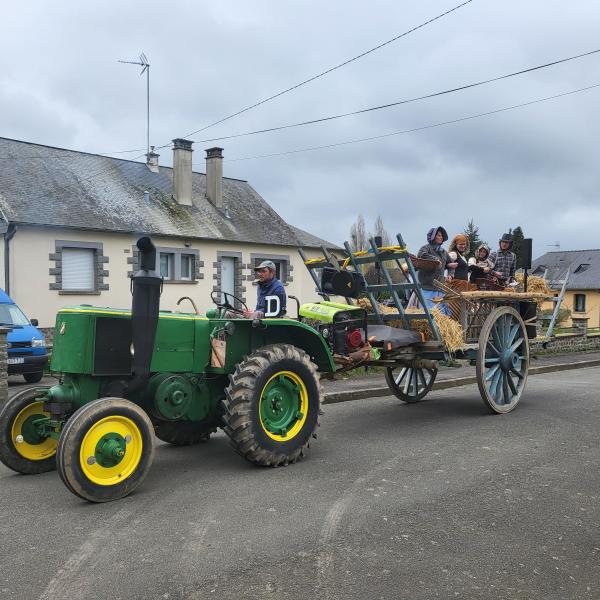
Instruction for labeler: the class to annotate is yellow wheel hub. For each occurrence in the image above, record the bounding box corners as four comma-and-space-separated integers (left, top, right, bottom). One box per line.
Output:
259, 371, 309, 442
11, 401, 56, 461
79, 415, 143, 486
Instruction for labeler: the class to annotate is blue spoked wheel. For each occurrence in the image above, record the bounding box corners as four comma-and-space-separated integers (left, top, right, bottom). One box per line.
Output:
476, 306, 529, 414
385, 365, 437, 403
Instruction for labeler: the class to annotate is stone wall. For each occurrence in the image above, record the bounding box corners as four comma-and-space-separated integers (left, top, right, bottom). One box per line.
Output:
0, 328, 9, 403
530, 333, 600, 354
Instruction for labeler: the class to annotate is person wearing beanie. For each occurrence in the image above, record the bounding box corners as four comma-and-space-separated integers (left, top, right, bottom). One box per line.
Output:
415, 226, 456, 314
489, 233, 517, 284
447, 234, 470, 281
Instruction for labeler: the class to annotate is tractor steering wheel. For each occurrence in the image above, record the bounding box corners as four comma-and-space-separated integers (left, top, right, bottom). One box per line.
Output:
210, 290, 249, 315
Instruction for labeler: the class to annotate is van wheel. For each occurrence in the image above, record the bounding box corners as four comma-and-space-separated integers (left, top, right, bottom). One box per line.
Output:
24, 372, 44, 384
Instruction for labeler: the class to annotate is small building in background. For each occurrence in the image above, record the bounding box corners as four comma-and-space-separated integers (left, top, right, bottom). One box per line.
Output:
532, 249, 600, 330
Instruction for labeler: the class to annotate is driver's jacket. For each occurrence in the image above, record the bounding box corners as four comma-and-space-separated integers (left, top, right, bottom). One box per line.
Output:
256, 277, 287, 317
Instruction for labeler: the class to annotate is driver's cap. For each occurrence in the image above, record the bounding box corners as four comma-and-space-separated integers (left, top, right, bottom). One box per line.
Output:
254, 260, 276, 271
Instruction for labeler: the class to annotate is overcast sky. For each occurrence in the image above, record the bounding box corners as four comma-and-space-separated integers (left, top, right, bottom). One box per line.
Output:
2, 1, 599, 256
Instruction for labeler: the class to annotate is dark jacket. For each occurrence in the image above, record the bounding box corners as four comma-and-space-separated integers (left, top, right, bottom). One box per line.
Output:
256, 277, 287, 316
447, 236, 470, 281
417, 243, 451, 291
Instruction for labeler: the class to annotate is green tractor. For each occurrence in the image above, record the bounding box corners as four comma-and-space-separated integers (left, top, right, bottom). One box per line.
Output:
0, 237, 372, 502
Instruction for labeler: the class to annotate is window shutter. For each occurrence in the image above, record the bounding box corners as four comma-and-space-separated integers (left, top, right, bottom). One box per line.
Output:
62, 248, 95, 290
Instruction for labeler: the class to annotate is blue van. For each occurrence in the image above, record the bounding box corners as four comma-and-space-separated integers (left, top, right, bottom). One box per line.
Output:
0, 289, 48, 383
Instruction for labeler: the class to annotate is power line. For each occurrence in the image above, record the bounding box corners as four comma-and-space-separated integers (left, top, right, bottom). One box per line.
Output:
161, 0, 474, 146
195, 48, 600, 144
225, 83, 600, 162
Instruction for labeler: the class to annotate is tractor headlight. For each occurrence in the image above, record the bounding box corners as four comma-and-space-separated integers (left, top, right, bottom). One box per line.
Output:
32, 337, 45, 348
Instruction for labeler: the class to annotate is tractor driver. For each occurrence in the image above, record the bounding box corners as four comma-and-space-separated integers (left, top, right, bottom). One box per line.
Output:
243, 260, 287, 318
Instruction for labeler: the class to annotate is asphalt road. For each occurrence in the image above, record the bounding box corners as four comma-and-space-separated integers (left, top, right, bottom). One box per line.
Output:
1, 368, 599, 600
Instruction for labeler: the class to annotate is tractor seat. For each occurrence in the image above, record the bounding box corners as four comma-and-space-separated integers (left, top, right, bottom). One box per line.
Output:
368, 325, 423, 350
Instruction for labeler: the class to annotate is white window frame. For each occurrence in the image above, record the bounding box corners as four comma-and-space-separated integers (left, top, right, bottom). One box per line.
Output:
180, 254, 194, 281
61, 247, 96, 291
153, 247, 199, 283
51, 240, 107, 295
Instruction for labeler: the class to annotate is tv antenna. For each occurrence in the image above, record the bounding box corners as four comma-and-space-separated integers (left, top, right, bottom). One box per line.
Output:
547, 241, 561, 250
118, 53, 151, 156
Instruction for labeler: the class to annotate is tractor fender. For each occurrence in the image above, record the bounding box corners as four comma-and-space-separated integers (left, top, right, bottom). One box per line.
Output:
259, 319, 335, 373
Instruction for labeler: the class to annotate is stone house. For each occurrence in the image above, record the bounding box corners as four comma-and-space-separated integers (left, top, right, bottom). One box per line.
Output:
0, 136, 336, 331
532, 249, 600, 329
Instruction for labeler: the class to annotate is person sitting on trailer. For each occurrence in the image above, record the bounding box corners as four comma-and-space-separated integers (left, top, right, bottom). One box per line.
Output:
467, 244, 494, 283
415, 226, 456, 315
489, 233, 517, 286
447, 234, 470, 282
243, 260, 287, 318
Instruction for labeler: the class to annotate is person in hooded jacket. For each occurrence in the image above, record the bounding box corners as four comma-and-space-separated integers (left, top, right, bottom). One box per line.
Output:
447, 234, 470, 281
415, 226, 456, 314
467, 244, 494, 283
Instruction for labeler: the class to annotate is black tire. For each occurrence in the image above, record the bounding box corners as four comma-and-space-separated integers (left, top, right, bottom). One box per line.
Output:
0, 386, 56, 474
384, 365, 437, 403
23, 371, 44, 384
56, 398, 155, 503
153, 420, 215, 446
222, 344, 322, 467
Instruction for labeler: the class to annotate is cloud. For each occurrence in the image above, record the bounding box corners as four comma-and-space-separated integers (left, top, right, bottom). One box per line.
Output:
1, 0, 599, 255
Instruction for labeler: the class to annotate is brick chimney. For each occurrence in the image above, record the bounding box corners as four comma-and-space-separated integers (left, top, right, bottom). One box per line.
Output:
146, 145, 160, 173
205, 147, 224, 209
172, 138, 193, 206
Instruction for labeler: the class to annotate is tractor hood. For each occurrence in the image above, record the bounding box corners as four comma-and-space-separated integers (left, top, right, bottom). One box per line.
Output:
299, 300, 361, 324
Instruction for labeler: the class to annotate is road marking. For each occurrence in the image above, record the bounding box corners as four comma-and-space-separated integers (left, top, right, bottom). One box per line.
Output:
315, 455, 401, 598
38, 507, 133, 600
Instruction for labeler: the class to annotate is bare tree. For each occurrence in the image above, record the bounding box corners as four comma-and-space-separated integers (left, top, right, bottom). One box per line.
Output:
349, 214, 367, 251
371, 215, 391, 247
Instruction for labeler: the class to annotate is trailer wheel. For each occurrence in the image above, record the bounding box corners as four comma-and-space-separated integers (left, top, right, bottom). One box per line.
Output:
384, 365, 437, 403
476, 306, 529, 414
57, 398, 155, 502
153, 420, 215, 446
0, 387, 56, 474
222, 344, 322, 467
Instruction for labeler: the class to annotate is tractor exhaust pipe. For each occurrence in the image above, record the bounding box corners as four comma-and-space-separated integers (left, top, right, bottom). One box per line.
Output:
129, 236, 162, 392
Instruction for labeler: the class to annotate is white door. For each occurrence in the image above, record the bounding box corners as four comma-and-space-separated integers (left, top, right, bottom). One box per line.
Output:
221, 257, 236, 302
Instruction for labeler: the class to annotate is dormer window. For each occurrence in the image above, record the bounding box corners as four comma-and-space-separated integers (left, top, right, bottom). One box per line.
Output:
574, 264, 590, 273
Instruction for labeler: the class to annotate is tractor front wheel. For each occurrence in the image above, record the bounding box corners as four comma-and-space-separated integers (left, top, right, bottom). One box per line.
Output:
0, 387, 56, 474
222, 344, 322, 467
57, 398, 155, 502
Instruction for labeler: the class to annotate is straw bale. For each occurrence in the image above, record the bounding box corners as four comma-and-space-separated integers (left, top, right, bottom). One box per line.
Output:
515, 273, 552, 293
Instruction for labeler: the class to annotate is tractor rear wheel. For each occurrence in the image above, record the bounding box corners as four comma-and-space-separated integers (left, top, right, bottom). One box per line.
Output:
0, 386, 56, 474
222, 344, 322, 467
57, 398, 155, 503
153, 420, 215, 446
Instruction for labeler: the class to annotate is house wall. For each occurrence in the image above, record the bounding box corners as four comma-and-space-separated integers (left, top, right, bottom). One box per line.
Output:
7, 226, 327, 328
564, 290, 600, 328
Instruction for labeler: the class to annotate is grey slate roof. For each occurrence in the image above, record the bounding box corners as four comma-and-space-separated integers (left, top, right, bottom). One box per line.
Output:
531, 249, 600, 290
0, 137, 337, 249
